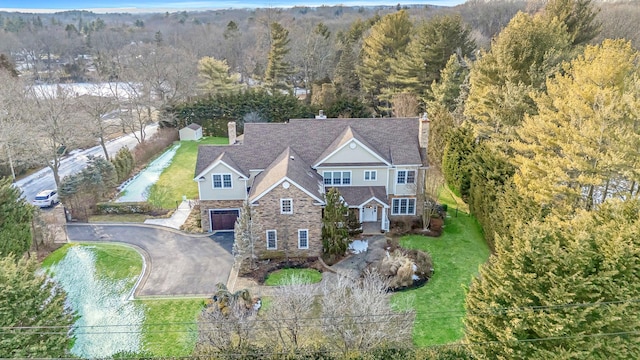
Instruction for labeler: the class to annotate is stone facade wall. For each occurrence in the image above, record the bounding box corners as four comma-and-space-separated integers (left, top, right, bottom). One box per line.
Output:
387, 195, 422, 222
252, 184, 323, 259
200, 199, 245, 232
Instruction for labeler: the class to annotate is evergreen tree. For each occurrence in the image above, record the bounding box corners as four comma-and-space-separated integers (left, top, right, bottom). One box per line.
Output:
465, 198, 640, 359
512, 39, 640, 214
233, 200, 258, 273
441, 126, 475, 199
0, 255, 75, 357
264, 22, 292, 91
426, 103, 456, 172
393, 15, 475, 102
357, 10, 412, 114
464, 12, 571, 139
197, 56, 241, 95
0, 177, 34, 258
544, 0, 601, 46
333, 42, 360, 96
430, 54, 470, 112
322, 188, 349, 258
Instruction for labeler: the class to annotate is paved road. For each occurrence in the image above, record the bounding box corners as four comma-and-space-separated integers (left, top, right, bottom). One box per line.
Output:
15, 123, 159, 203
66, 224, 234, 298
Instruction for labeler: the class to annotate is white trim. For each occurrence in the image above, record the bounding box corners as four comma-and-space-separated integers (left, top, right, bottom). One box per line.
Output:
194, 158, 248, 181
266, 229, 277, 250
212, 173, 233, 189
280, 198, 293, 214
358, 196, 389, 208
315, 165, 390, 169
364, 170, 377, 181
395, 169, 416, 185
391, 198, 417, 215
298, 229, 309, 249
313, 138, 391, 168
208, 208, 241, 232
251, 176, 325, 204
323, 170, 352, 186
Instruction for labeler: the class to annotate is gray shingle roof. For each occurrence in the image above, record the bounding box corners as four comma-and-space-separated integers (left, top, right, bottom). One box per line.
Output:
331, 186, 389, 207
195, 117, 422, 177
248, 147, 324, 203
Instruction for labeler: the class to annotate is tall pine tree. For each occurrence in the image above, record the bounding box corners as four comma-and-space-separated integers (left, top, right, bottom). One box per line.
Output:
465, 198, 640, 359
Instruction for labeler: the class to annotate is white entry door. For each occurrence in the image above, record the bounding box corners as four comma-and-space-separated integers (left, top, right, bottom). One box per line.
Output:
363, 206, 377, 222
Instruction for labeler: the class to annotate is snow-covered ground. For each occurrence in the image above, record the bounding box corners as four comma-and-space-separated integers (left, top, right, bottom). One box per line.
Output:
116, 143, 180, 202
49, 246, 144, 358
349, 240, 369, 254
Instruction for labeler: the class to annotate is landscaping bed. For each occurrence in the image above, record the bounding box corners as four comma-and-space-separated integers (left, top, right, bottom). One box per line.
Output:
241, 257, 324, 284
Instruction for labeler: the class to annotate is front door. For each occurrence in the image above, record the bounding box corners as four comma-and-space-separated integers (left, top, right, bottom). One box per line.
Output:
363, 206, 377, 222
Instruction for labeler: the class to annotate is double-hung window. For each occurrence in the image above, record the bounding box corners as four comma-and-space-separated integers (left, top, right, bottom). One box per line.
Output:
396, 170, 416, 184
212, 173, 233, 189
364, 170, 377, 181
266, 230, 277, 249
323, 171, 352, 185
281, 199, 293, 214
391, 198, 416, 215
298, 229, 309, 249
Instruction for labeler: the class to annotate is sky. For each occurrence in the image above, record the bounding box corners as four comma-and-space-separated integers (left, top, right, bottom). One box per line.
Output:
0, 0, 466, 13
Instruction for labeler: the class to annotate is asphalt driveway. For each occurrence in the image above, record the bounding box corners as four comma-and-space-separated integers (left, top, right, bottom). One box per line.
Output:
66, 224, 234, 298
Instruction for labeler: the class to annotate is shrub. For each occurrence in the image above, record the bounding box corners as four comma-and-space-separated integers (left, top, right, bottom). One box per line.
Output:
131, 128, 179, 166
96, 202, 154, 215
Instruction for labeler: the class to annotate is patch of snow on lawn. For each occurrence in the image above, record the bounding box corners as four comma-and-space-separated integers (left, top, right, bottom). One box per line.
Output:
50, 246, 144, 359
116, 143, 180, 202
349, 240, 368, 254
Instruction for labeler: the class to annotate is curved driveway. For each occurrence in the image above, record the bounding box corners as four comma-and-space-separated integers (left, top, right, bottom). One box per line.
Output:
66, 224, 233, 298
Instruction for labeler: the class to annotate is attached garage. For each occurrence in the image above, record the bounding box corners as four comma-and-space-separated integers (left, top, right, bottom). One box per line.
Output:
209, 209, 240, 231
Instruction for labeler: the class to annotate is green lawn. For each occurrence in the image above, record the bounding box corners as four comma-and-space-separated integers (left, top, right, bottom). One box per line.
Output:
140, 298, 205, 356
150, 137, 227, 209
391, 210, 489, 346
264, 268, 323, 286
42, 244, 205, 356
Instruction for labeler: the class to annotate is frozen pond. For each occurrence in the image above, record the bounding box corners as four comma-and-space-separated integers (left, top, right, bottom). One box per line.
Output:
115, 143, 180, 202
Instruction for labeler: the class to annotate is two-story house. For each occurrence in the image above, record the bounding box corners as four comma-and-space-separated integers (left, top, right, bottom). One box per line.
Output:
194, 116, 429, 259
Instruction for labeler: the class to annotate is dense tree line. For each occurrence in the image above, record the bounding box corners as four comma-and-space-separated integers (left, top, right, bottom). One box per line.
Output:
427, 0, 640, 357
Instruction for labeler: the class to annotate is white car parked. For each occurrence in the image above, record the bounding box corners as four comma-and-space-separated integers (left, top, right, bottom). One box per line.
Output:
33, 190, 59, 208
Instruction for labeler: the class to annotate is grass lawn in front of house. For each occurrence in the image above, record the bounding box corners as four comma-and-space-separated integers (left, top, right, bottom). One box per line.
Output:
140, 298, 206, 356
391, 209, 489, 346
264, 268, 323, 286
150, 137, 227, 209
42, 244, 206, 357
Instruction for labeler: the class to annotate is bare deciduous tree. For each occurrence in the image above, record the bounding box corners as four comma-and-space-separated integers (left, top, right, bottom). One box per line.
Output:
263, 274, 318, 352
29, 84, 85, 187
321, 270, 415, 356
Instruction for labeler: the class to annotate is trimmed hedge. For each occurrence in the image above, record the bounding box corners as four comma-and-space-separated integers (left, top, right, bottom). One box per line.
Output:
96, 202, 153, 215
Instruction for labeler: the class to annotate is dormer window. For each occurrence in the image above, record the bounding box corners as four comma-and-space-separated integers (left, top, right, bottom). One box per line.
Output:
281, 198, 293, 214
213, 173, 233, 189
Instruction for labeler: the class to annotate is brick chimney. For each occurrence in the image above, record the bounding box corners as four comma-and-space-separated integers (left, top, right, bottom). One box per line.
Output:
228, 121, 237, 145
419, 112, 429, 150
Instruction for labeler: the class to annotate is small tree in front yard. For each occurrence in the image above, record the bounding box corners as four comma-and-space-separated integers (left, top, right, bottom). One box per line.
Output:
423, 167, 444, 230
233, 200, 258, 272
322, 188, 349, 259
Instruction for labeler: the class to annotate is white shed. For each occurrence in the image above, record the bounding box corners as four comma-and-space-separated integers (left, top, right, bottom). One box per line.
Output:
179, 123, 203, 141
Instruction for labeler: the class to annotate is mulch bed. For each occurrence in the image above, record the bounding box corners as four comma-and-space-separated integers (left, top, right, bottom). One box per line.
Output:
242, 257, 325, 284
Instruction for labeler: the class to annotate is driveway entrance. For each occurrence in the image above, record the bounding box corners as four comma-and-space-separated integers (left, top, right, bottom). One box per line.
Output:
66, 224, 234, 297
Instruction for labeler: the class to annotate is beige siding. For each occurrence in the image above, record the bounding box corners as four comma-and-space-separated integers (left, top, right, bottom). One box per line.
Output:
198, 162, 247, 200
251, 183, 322, 259
321, 141, 382, 164
390, 167, 420, 196
317, 167, 388, 187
